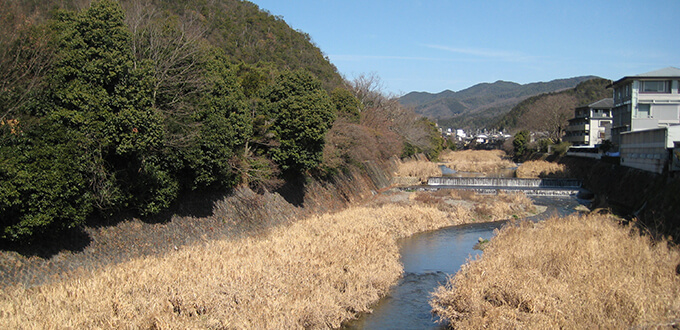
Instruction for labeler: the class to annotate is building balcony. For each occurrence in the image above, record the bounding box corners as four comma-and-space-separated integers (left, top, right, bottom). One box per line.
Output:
564, 135, 589, 144
566, 123, 589, 132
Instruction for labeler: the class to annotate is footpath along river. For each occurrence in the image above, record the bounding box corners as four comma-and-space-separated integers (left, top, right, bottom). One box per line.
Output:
344, 195, 587, 329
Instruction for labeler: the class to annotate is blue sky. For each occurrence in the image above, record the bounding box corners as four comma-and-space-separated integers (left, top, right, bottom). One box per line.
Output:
249, 0, 680, 96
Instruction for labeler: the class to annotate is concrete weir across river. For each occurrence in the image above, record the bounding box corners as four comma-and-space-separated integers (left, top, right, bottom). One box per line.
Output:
416, 177, 589, 197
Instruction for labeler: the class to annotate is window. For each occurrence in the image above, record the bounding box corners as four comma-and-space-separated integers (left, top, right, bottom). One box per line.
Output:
641, 80, 669, 93
638, 104, 650, 118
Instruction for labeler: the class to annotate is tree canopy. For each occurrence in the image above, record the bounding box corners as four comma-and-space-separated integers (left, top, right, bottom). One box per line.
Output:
0, 0, 442, 242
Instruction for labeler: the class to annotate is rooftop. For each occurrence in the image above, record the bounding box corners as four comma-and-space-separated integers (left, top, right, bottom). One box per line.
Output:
634, 67, 680, 77
588, 98, 613, 109
611, 67, 680, 86
576, 98, 613, 110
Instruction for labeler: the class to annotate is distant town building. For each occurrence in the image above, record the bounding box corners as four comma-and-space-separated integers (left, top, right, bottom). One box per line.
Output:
475, 134, 488, 144
456, 129, 466, 139
564, 98, 613, 147
610, 67, 680, 147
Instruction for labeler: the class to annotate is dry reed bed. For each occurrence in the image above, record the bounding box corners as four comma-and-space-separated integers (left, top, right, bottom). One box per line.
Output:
0, 192, 535, 329
439, 149, 514, 173
393, 159, 442, 183
516, 160, 568, 178
431, 214, 680, 328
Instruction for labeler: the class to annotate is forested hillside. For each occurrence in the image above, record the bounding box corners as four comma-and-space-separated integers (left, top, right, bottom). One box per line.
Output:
494, 78, 612, 140
399, 76, 597, 129
0, 0, 443, 242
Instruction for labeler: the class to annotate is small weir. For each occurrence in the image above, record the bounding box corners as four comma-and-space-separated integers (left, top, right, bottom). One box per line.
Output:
428, 177, 582, 188
415, 177, 587, 197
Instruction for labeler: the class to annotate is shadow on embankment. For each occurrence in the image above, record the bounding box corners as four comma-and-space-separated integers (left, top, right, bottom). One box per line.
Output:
0, 162, 390, 287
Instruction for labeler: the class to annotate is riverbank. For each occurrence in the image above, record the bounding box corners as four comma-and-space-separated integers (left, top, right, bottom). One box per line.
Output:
0, 189, 536, 328
0, 164, 386, 288
431, 213, 680, 328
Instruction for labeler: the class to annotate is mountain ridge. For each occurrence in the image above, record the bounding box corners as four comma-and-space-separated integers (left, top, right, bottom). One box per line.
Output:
399, 76, 599, 129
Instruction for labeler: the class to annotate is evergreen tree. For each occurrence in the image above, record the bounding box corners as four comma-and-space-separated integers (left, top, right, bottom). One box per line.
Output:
330, 87, 361, 123
184, 50, 251, 190
513, 130, 530, 161
266, 70, 336, 173
0, 0, 178, 240
45, 0, 173, 215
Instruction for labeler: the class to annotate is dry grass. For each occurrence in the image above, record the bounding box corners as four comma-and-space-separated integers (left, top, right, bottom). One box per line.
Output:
431, 214, 680, 328
516, 160, 568, 178
472, 192, 537, 221
0, 191, 536, 329
393, 159, 442, 183
439, 149, 514, 173
410, 190, 535, 221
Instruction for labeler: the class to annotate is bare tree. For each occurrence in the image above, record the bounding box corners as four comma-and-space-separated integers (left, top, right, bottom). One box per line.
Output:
124, 1, 209, 110
122, 1, 211, 147
349, 72, 387, 109
520, 93, 577, 142
0, 2, 54, 121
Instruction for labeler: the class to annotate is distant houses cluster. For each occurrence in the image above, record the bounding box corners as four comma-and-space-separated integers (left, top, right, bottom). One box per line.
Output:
442, 128, 512, 149
566, 67, 680, 174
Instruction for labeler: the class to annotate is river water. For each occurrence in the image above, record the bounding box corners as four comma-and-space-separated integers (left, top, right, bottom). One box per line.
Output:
343, 195, 586, 329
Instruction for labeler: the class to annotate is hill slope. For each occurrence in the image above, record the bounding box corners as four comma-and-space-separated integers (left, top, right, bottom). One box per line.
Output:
0, 0, 344, 90
494, 78, 612, 138
0, 0, 349, 241
399, 76, 598, 129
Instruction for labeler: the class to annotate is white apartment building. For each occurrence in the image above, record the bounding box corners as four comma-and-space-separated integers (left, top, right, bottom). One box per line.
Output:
564, 98, 613, 147
610, 67, 680, 148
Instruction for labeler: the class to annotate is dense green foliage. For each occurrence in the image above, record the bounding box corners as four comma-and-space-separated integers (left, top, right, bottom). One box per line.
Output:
330, 88, 361, 123
0, 0, 442, 242
2, 0, 172, 239
512, 130, 530, 162
0, 0, 337, 241
265, 70, 336, 173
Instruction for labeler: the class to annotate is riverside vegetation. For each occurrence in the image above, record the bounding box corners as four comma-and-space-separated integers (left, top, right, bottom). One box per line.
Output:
431, 214, 680, 328
0, 190, 536, 328
515, 160, 568, 178
0, 0, 445, 243
439, 149, 515, 174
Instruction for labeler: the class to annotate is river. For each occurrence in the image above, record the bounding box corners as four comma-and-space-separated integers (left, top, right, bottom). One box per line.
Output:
343, 195, 587, 329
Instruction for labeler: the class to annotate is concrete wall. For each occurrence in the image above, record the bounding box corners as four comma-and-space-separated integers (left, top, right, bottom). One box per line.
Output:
620, 128, 668, 174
